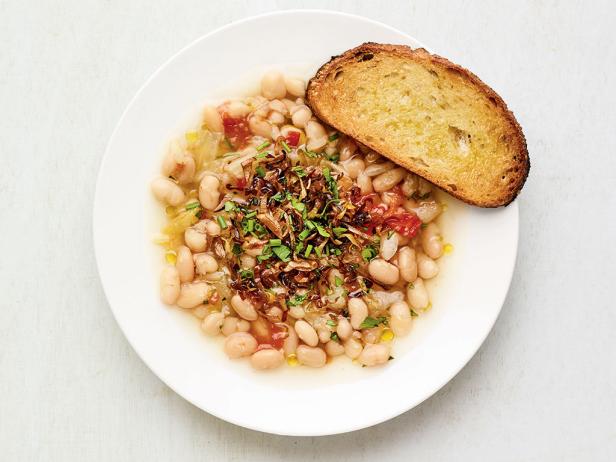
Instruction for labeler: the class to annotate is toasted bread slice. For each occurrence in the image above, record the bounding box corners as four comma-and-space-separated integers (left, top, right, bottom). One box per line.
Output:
306, 43, 529, 207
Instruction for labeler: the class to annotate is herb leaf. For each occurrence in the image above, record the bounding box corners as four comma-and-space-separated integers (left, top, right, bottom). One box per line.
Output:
359, 316, 388, 329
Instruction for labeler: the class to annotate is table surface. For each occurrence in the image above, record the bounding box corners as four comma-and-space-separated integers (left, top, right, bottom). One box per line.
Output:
2, 0, 615, 460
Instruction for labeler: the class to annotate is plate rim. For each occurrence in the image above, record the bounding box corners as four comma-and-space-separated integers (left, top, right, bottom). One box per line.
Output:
93, 8, 520, 436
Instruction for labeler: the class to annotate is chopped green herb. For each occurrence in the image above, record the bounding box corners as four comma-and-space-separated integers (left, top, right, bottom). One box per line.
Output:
224, 201, 236, 212
256, 140, 271, 151
269, 238, 282, 246
334, 276, 343, 287
327, 153, 340, 163
361, 245, 378, 262
281, 140, 291, 153
359, 316, 388, 329
326, 319, 337, 328
245, 219, 255, 233
294, 242, 304, 254
271, 191, 285, 202
217, 216, 227, 229
288, 293, 307, 307
291, 166, 307, 177
255, 166, 266, 177
298, 228, 311, 241
304, 244, 313, 257
421, 223, 428, 229
244, 210, 257, 219
328, 133, 339, 142
322, 167, 339, 199
315, 246, 322, 258
291, 197, 306, 212
304, 150, 319, 158
232, 243, 242, 255
185, 202, 201, 211
410, 309, 419, 317
238, 269, 254, 280
330, 332, 340, 342
313, 222, 330, 238
332, 227, 347, 236
272, 245, 291, 262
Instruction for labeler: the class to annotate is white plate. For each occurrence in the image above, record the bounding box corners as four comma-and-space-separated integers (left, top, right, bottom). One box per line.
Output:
93, 10, 519, 436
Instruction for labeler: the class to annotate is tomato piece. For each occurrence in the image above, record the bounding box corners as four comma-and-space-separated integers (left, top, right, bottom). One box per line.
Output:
221, 113, 251, 148
250, 318, 285, 349
234, 177, 247, 190
285, 131, 300, 147
385, 212, 422, 238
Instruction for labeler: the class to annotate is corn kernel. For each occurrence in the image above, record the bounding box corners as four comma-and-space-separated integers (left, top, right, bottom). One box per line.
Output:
165, 250, 177, 265
443, 243, 454, 255
185, 131, 199, 143
380, 329, 395, 342
286, 354, 299, 367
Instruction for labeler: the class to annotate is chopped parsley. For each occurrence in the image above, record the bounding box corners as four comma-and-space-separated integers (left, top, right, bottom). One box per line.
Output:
328, 133, 339, 142
361, 245, 378, 262
185, 202, 201, 211
238, 269, 254, 280
359, 316, 388, 329
272, 244, 291, 262
291, 166, 307, 177
288, 293, 307, 306
255, 166, 266, 177
216, 216, 227, 229
224, 201, 236, 212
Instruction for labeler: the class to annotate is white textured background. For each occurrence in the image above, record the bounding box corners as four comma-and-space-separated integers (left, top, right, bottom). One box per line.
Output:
1, 1, 615, 460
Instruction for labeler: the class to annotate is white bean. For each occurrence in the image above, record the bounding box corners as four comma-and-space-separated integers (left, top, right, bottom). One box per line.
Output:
193, 305, 208, 319
176, 281, 210, 309
357, 172, 373, 194
226, 101, 250, 118
325, 340, 345, 357
250, 349, 284, 370
160, 266, 180, 305
237, 319, 251, 332
397, 246, 418, 282
389, 301, 413, 336
203, 106, 223, 132
230, 294, 258, 321
204, 219, 221, 236
288, 305, 305, 319
290, 104, 312, 128
176, 246, 194, 282
404, 199, 442, 223
358, 343, 390, 366
294, 320, 319, 347
261, 71, 287, 99
201, 312, 225, 336
368, 258, 400, 285
283, 325, 298, 357
336, 318, 353, 340
417, 252, 439, 279
342, 158, 365, 179
339, 138, 358, 161
348, 298, 369, 330
220, 316, 239, 336
317, 327, 331, 344
269, 99, 288, 115
184, 226, 207, 252
305, 120, 328, 151
239, 254, 256, 269
372, 168, 406, 192
284, 77, 306, 97
407, 278, 429, 310
198, 175, 221, 211
151, 178, 185, 206
267, 110, 285, 125
249, 116, 273, 138
364, 161, 394, 177
401, 173, 418, 197
344, 337, 363, 359
224, 332, 258, 359
194, 253, 218, 275
379, 232, 399, 261
421, 223, 443, 259
296, 345, 327, 368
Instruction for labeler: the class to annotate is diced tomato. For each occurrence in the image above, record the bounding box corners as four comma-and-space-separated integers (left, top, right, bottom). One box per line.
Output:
385, 212, 422, 238
221, 112, 251, 148
250, 318, 285, 350
361, 187, 420, 237
285, 130, 300, 147
234, 177, 247, 190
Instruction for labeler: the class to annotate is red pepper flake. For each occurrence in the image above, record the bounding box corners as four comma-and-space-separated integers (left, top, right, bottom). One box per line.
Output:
234, 177, 247, 190
221, 112, 251, 149
285, 131, 300, 147
384, 212, 422, 238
